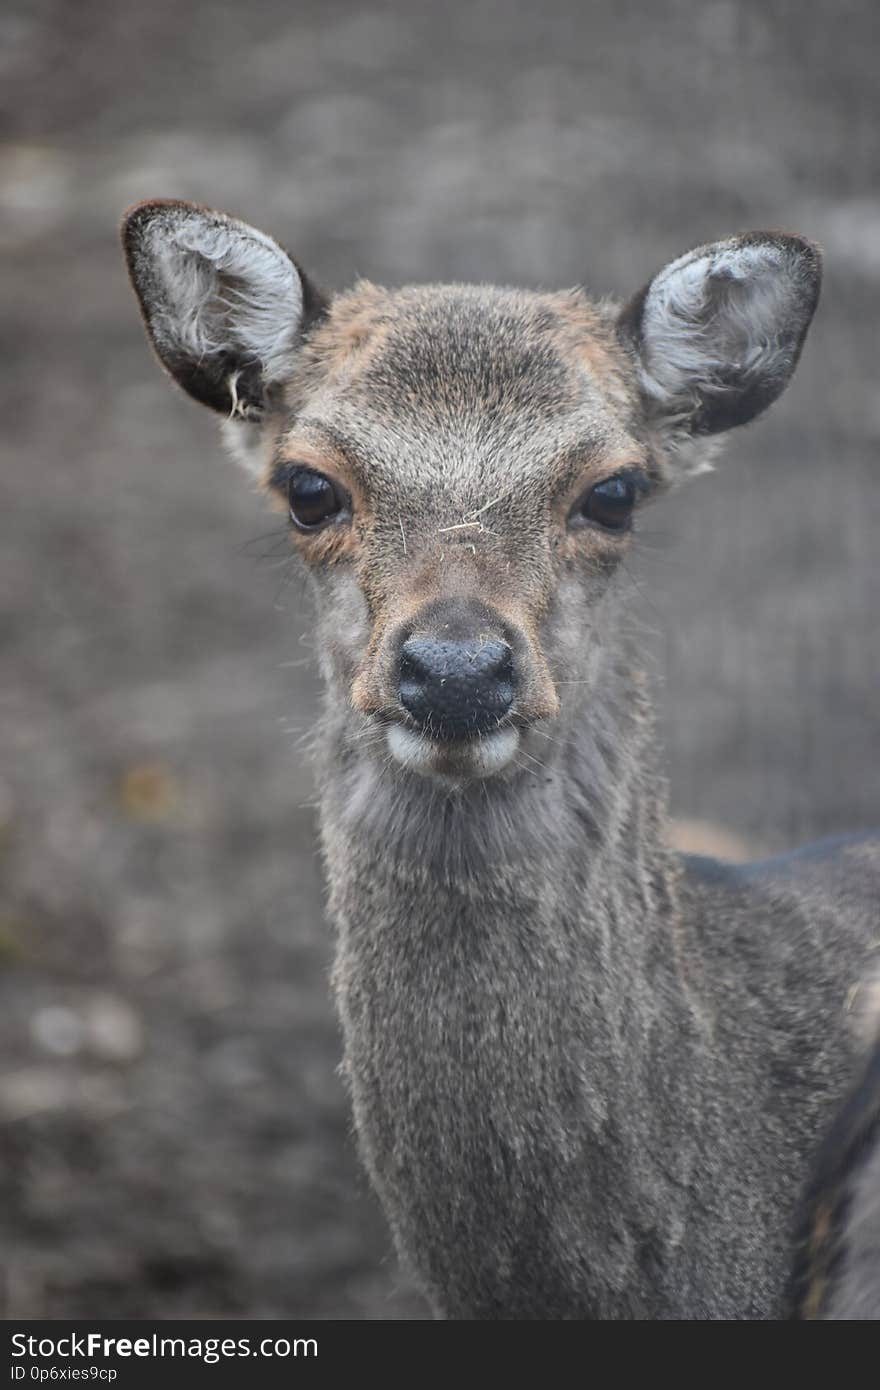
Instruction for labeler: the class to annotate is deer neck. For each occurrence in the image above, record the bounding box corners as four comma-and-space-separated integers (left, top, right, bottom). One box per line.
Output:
317, 655, 712, 1317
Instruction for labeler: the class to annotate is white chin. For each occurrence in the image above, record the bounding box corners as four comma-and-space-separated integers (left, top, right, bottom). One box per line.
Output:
385, 724, 520, 780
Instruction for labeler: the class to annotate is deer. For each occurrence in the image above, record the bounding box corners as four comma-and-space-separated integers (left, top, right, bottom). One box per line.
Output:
121, 199, 880, 1319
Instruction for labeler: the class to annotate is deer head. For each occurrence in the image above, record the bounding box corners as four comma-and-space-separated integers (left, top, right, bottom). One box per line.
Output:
123, 200, 820, 784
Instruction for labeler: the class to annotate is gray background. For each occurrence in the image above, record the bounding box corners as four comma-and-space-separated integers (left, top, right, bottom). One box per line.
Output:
1, 0, 877, 1318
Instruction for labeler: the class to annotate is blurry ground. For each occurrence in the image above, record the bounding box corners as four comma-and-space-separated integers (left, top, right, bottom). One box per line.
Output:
1, 0, 878, 1318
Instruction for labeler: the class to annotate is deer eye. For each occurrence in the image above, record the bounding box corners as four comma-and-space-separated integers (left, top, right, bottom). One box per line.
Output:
574, 470, 647, 533
288, 468, 347, 530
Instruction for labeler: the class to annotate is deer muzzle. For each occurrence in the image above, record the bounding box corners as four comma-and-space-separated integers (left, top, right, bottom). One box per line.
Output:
397, 636, 515, 740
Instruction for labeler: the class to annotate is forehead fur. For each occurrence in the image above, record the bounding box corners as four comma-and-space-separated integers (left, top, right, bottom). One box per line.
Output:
284, 282, 640, 510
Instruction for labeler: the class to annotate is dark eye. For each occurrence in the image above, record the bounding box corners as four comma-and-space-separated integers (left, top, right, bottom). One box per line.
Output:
287, 468, 346, 530
576, 471, 645, 532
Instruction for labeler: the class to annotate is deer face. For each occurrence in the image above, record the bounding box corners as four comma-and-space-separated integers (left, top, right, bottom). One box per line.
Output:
123, 202, 821, 783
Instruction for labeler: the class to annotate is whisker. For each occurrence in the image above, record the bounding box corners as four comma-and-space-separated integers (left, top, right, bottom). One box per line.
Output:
515, 746, 551, 774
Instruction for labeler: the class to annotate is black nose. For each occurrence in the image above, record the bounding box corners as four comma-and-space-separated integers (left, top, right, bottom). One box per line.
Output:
398, 637, 515, 739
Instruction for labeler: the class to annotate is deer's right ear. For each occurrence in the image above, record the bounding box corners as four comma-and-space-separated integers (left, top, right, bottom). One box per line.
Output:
121, 200, 325, 419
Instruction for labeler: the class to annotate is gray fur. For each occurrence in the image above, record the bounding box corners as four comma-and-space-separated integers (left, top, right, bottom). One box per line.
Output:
122, 201, 879, 1319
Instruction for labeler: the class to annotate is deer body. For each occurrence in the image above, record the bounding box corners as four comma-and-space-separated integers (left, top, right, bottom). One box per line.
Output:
122, 202, 880, 1318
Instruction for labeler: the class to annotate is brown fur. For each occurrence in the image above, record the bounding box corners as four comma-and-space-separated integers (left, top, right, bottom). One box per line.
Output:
545, 290, 635, 405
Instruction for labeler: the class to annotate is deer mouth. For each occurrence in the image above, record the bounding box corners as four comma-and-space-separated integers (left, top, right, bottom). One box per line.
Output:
385, 722, 521, 781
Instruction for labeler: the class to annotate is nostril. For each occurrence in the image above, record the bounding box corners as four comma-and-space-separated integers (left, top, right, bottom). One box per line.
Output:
398, 642, 430, 684
398, 637, 516, 738
485, 643, 514, 683
473, 640, 514, 682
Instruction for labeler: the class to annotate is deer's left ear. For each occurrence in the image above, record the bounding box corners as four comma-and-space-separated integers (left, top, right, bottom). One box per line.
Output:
121, 199, 326, 419
618, 232, 822, 441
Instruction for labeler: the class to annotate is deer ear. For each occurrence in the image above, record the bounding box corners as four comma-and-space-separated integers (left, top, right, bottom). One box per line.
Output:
618, 232, 822, 442
121, 199, 326, 419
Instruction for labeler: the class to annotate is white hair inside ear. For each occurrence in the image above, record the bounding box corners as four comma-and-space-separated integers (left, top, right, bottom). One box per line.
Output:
626, 233, 821, 449
123, 201, 308, 423
146, 207, 303, 389
639, 241, 784, 404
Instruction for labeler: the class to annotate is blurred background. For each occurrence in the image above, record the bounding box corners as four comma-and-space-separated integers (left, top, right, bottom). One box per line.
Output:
1, 0, 878, 1318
